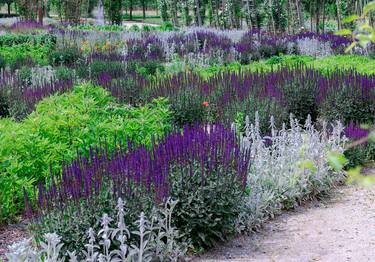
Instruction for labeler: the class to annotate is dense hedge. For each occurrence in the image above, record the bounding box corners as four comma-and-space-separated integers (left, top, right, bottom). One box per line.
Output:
0, 84, 172, 222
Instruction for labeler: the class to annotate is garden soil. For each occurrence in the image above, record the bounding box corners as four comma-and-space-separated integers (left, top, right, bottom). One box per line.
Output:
196, 167, 375, 262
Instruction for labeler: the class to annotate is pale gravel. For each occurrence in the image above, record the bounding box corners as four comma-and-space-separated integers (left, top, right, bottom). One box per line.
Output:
195, 168, 375, 262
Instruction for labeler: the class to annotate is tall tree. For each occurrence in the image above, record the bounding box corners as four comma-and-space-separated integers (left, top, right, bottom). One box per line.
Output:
336, 0, 342, 29
0, 0, 14, 15
295, 0, 303, 28
316, 0, 320, 33
195, 0, 202, 26
105, 0, 122, 24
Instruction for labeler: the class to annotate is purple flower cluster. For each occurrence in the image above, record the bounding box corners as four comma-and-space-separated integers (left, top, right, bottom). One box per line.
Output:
120, 67, 374, 122
345, 122, 370, 141
28, 125, 250, 215
10, 21, 46, 31
169, 31, 233, 56
0, 70, 74, 114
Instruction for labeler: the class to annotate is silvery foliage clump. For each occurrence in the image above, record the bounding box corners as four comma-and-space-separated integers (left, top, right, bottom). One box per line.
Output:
296, 38, 333, 57
182, 27, 246, 43
29, 66, 56, 87
236, 113, 346, 232
6, 198, 187, 262
6, 233, 63, 262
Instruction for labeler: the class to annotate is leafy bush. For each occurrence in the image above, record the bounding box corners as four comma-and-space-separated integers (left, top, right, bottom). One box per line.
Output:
137, 60, 165, 77
0, 54, 5, 69
344, 122, 375, 167
320, 85, 375, 124
0, 89, 9, 118
0, 33, 56, 47
18, 66, 32, 85
0, 84, 172, 222
48, 47, 82, 67
170, 89, 207, 127
55, 66, 76, 81
344, 145, 375, 168
0, 44, 50, 70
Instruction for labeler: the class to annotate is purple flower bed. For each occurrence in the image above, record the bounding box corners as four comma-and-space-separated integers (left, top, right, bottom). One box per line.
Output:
345, 122, 370, 141
27, 124, 250, 215
108, 67, 374, 126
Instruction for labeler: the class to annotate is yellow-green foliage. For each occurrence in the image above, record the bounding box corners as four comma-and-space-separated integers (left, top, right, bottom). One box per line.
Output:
0, 83, 172, 222
308, 55, 375, 75
194, 55, 375, 78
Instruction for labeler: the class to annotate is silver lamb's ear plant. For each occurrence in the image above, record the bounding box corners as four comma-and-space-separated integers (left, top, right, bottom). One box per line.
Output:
111, 198, 130, 261
98, 214, 114, 262
129, 212, 153, 262
40, 233, 64, 262
6, 238, 39, 262
67, 251, 79, 262
237, 113, 346, 232
83, 227, 99, 262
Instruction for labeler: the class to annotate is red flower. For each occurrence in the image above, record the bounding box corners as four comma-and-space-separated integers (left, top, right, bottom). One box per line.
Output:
202, 101, 209, 107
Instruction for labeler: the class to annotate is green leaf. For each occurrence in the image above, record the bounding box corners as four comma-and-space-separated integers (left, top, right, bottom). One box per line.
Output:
343, 15, 360, 23
327, 151, 347, 171
364, 1, 375, 15
335, 29, 352, 35
368, 131, 375, 143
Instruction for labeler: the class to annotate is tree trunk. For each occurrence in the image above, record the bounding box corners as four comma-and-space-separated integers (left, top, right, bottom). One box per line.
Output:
310, 0, 313, 31
316, 0, 320, 33
252, 0, 258, 30
295, 0, 303, 28
195, 0, 202, 26
246, 0, 253, 30
129, 0, 133, 21
336, 0, 342, 30
322, 0, 325, 33
142, 0, 146, 20
38, 0, 43, 25
171, 0, 179, 26
287, 0, 292, 33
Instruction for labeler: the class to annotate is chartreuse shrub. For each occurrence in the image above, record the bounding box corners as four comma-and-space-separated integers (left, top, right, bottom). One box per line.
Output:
0, 44, 50, 69
0, 33, 56, 47
193, 55, 375, 78
0, 83, 172, 222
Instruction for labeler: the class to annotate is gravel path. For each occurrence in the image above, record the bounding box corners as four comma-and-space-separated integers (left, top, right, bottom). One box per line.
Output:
196, 168, 375, 262
0, 222, 28, 260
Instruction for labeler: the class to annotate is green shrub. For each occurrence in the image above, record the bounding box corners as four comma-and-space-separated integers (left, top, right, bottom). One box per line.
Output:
171, 164, 243, 248
0, 54, 4, 69
170, 89, 207, 127
137, 60, 165, 77
0, 44, 49, 70
282, 79, 319, 122
18, 66, 32, 85
0, 84, 172, 222
345, 144, 375, 168
0, 90, 9, 118
48, 47, 82, 67
55, 66, 76, 81
0, 33, 56, 48
320, 87, 375, 124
